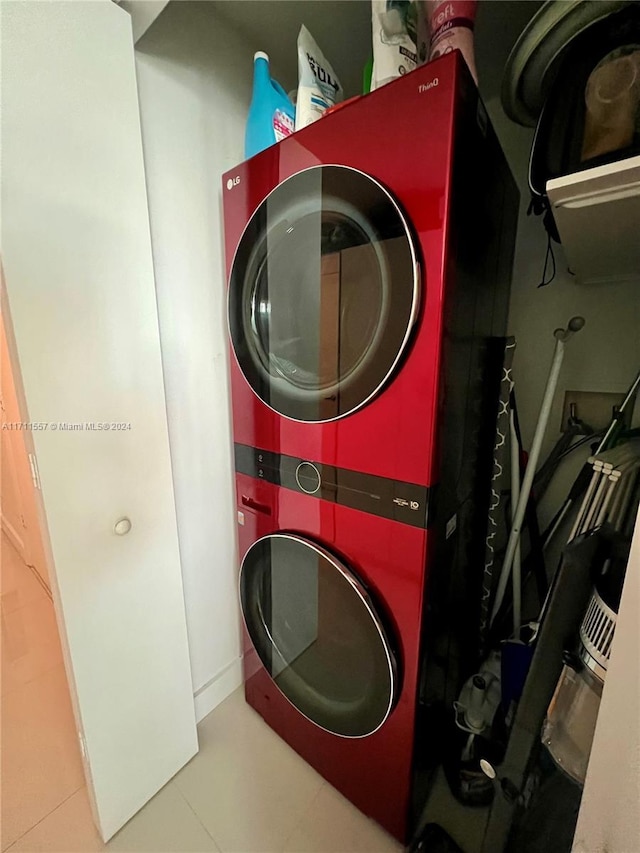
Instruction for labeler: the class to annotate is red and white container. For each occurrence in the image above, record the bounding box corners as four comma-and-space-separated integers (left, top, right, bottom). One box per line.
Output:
426, 0, 478, 83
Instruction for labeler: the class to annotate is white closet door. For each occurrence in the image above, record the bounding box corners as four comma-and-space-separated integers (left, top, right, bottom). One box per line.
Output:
1, 0, 197, 841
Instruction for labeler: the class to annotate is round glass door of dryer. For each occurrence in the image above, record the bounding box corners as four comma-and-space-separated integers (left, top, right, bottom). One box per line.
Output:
239, 534, 399, 738
228, 166, 420, 422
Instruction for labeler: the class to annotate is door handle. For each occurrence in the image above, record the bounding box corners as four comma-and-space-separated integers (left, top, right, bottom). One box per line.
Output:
241, 495, 272, 515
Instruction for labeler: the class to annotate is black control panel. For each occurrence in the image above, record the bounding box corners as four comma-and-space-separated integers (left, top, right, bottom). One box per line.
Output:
234, 443, 433, 529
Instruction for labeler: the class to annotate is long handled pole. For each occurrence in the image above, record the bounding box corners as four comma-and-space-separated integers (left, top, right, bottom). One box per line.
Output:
490, 317, 585, 626
595, 368, 640, 455
509, 408, 522, 638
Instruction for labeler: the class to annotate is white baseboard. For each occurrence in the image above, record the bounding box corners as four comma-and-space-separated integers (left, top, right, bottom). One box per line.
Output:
193, 656, 243, 723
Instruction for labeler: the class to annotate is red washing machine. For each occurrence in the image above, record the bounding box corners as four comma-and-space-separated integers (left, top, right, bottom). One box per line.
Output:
223, 53, 518, 843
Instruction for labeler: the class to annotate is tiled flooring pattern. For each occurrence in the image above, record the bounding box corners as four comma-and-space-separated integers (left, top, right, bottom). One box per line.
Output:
1, 534, 402, 852
1, 534, 85, 850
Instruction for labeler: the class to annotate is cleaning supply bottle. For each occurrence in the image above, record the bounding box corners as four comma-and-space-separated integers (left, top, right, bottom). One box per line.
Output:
425, 0, 478, 84
245, 52, 295, 159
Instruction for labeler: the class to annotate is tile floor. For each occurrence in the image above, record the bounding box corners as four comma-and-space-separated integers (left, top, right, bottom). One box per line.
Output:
1, 533, 86, 851
1, 533, 403, 852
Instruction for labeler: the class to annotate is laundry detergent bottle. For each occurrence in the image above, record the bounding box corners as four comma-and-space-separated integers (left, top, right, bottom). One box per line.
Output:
245, 52, 295, 159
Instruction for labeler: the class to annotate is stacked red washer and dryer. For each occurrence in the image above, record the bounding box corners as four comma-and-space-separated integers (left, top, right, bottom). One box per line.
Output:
222, 52, 518, 843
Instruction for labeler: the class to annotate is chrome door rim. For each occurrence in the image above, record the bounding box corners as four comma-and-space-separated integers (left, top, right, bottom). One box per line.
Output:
227, 164, 421, 424
239, 532, 399, 738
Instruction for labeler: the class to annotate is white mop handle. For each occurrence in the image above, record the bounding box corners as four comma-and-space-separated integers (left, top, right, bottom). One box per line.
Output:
490, 317, 585, 626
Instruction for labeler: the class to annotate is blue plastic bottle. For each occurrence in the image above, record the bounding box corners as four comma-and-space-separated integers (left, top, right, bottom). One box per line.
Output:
245, 52, 296, 159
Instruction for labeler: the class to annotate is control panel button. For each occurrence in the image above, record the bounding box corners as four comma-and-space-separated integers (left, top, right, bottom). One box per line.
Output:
295, 461, 321, 494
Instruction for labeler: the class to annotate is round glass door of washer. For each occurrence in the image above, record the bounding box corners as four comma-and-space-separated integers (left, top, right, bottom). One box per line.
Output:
240, 534, 399, 738
228, 166, 420, 422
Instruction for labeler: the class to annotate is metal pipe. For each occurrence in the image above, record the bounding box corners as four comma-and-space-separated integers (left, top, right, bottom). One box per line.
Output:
580, 473, 608, 535
568, 468, 599, 542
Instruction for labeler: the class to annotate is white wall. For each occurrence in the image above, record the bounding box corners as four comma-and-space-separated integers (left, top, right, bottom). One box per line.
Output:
120, 0, 169, 43
133, 2, 259, 718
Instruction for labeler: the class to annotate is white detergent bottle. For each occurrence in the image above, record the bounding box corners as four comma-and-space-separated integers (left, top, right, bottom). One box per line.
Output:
245, 52, 295, 159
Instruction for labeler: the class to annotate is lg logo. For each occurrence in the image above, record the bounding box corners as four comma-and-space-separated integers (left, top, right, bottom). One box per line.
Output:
226, 176, 241, 190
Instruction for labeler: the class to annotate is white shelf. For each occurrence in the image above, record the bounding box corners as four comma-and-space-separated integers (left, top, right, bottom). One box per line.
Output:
547, 155, 640, 285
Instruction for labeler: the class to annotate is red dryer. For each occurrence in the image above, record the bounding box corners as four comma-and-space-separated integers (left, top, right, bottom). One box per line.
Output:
223, 53, 518, 843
